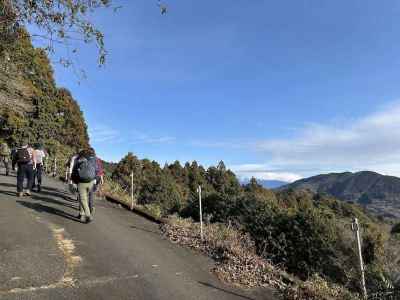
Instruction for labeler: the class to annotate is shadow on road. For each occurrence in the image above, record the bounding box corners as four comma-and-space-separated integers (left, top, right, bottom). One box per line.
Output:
17, 200, 81, 223
41, 185, 70, 195
36, 189, 76, 203
0, 174, 16, 178
0, 182, 77, 209
31, 194, 78, 210
0, 189, 18, 197
198, 282, 255, 300
130, 225, 160, 235
0, 182, 16, 188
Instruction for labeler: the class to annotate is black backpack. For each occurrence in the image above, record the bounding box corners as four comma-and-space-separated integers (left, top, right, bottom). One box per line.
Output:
17, 148, 31, 164
73, 156, 96, 183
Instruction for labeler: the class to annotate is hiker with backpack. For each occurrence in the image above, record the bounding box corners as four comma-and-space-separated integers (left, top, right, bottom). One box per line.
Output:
32, 144, 46, 192
0, 140, 11, 176
16, 140, 36, 197
70, 148, 97, 223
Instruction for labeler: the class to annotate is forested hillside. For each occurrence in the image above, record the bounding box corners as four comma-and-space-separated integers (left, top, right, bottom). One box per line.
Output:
0, 27, 89, 163
281, 171, 400, 219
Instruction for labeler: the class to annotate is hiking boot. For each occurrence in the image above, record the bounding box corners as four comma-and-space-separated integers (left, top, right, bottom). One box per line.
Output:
17, 192, 23, 197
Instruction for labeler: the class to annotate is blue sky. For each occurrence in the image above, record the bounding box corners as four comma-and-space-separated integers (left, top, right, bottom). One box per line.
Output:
32, 0, 400, 182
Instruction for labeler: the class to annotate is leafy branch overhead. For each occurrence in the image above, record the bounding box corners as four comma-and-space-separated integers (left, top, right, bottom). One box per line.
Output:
0, 0, 113, 67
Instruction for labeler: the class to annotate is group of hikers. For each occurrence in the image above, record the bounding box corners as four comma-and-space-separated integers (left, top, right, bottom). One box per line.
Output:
0, 139, 104, 224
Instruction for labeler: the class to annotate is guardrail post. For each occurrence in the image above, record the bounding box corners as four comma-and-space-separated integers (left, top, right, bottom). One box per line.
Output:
352, 218, 367, 299
130, 171, 134, 210
197, 185, 203, 241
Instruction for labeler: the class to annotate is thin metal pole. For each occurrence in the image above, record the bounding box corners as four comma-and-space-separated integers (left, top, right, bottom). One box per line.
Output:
53, 157, 57, 177
130, 171, 134, 210
352, 218, 367, 299
198, 185, 203, 241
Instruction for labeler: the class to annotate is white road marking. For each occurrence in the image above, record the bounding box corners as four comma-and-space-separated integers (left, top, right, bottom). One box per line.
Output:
0, 274, 142, 295
10, 277, 21, 281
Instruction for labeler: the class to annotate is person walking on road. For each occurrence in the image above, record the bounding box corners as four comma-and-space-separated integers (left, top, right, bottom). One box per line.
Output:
33, 144, 46, 192
16, 140, 36, 197
71, 148, 97, 223
0, 140, 11, 176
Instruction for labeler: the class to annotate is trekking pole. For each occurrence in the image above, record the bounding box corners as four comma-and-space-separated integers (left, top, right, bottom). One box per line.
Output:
352, 218, 367, 300
197, 185, 204, 241
130, 171, 134, 210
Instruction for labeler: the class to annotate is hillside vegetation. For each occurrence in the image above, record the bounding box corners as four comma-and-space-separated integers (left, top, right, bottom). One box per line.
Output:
281, 171, 400, 219
106, 154, 400, 299
0, 27, 89, 165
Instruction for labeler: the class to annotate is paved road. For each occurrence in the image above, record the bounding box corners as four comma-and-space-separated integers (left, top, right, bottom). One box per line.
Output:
0, 170, 278, 300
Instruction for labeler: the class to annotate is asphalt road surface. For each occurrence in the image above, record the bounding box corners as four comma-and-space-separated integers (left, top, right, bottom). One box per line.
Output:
0, 169, 279, 300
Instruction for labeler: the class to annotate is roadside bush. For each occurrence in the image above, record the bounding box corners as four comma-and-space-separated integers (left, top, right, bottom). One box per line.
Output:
245, 207, 339, 280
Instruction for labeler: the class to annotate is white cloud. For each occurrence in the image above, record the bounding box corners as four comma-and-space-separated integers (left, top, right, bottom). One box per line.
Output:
130, 130, 176, 145
89, 125, 121, 143
190, 140, 249, 149
231, 164, 302, 182
254, 101, 400, 177
89, 126, 175, 146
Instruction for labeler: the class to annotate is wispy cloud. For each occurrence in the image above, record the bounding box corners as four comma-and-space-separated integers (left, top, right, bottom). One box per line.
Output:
130, 130, 176, 145
253, 101, 400, 177
231, 163, 302, 182
89, 126, 175, 146
190, 139, 251, 149
89, 125, 121, 143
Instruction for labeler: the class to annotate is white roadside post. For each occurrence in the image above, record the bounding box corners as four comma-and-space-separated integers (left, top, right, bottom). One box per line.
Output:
197, 185, 204, 241
53, 157, 57, 177
352, 218, 367, 300
130, 171, 134, 210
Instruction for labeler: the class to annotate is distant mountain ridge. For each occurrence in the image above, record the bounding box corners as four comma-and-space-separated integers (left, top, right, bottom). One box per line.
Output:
281, 171, 400, 218
241, 178, 289, 189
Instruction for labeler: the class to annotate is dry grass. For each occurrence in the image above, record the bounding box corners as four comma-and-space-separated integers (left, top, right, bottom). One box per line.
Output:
283, 275, 360, 300
161, 216, 360, 300
161, 215, 286, 290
